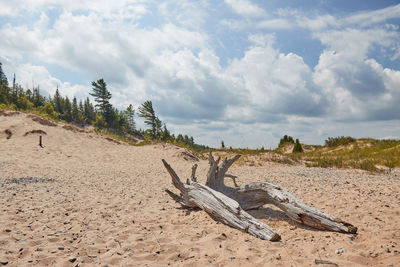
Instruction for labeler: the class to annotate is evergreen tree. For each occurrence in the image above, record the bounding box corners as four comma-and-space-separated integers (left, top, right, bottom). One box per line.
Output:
0, 63, 9, 104
0, 63, 8, 87
32, 86, 45, 107
90, 79, 113, 126
71, 97, 80, 123
138, 100, 161, 139
26, 89, 33, 102
84, 97, 95, 124
279, 135, 295, 147
221, 140, 225, 149
16, 85, 32, 110
53, 86, 63, 114
176, 134, 184, 143
63, 96, 72, 122
161, 124, 171, 142
125, 104, 136, 133
292, 138, 304, 153
184, 135, 189, 145
78, 100, 84, 115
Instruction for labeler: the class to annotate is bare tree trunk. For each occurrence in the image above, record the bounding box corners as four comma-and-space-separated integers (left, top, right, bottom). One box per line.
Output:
162, 153, 357, 241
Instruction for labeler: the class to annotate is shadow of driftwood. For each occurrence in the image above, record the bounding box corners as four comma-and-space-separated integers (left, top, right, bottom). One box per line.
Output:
247, 206, 321, 232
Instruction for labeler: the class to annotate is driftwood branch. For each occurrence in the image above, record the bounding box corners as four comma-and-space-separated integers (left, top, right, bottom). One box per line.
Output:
162, 159, 280, 241
39, 135, 44, 148
162, 153, 357, 241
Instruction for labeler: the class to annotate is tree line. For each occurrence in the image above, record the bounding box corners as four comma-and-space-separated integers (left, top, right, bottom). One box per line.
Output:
0, 62, 208, 151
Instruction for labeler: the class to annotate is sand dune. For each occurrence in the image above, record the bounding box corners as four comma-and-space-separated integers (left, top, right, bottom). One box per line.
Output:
0, 110, 399, 266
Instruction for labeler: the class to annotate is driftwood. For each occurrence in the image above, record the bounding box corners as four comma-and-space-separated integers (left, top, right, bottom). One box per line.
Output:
162, 153, 357, 241
39, 135, 44, 148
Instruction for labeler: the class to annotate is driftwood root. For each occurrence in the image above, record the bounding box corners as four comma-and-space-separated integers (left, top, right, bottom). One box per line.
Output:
162, 153, 357, 241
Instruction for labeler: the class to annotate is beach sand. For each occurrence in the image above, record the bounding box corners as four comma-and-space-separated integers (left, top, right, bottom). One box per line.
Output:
1, 110, 399, 266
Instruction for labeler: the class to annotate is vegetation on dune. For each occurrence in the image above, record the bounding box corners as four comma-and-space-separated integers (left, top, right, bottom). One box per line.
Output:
324, 136, 356, 147
292, 138, 304, 153
297, 138, 400, 172
279, 135, 294, 146
0, 62, 209, 151
1, 62, 399, 171
207, 135, 400, 172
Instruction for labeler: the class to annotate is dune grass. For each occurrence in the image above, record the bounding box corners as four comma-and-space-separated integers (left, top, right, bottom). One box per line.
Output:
299, 138, 400, 172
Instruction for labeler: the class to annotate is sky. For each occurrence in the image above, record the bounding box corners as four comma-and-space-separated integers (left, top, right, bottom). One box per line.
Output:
1, 0, 400, 148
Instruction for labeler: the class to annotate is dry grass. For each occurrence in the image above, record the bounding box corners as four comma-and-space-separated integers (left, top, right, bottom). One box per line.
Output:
300, 138, 400, 172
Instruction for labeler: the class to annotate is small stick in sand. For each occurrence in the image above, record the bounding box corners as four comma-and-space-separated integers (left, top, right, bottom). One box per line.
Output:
39, 135, 44, 148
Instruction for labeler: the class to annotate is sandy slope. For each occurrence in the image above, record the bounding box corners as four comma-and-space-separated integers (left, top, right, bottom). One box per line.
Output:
0, 110, 399, 266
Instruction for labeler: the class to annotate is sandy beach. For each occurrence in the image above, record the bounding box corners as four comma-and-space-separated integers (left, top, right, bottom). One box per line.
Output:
1, 110, 399, 266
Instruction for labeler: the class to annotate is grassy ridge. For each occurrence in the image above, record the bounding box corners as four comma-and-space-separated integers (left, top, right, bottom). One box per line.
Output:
299, 138, 400, 172
199, 138, 400, 172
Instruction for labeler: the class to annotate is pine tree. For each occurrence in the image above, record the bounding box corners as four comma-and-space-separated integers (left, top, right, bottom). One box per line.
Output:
53, 86, 63, 114
138, 100, 161, 139
90, 79, 113, 126
26, 89, 33, 102
279, 135, 295, 147
32, 86, 45, 107
161, 124, 171, 142
125, 104, 136, 133
71, 97, 80, 123
176, 134, 184, 143
292, 139, 303, 153
0, 62, 9, 104
84, 97, 95, 124
63, 96, 72, 122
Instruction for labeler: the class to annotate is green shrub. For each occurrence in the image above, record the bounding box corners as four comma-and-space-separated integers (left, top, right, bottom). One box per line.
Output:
325, 136, 356, 147
292, 139, 303, 153
279, 135, 294, 147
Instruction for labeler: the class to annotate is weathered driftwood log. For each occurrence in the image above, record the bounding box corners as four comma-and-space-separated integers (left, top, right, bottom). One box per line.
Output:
162, 153, 357, 241
162, 160, 281, 241
204, 153, 357, 234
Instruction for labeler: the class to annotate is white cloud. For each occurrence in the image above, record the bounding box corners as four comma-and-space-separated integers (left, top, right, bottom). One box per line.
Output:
296, 4, 400, 31
257, 18, 292, 29
1, 1, 400, 148
296, 14, 338, 31
343, 4, 400, 27
1, 61, 89, 100
157, 0, 210, 30
313, 28, 400, 120
225, 41, 325, 120
0, 0, 149, 19
224, 0, 266, 18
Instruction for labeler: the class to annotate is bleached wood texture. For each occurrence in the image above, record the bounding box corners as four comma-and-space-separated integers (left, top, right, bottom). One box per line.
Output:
205, 153, 357, 234
162, 153, 357, 241
162, 159, 281, 241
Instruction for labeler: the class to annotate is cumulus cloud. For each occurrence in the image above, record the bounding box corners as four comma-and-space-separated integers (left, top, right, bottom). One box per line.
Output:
1, 1, 400, 148
313, 28, 400, 121
0, 0, 149, 20
225, 40, 326, 121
